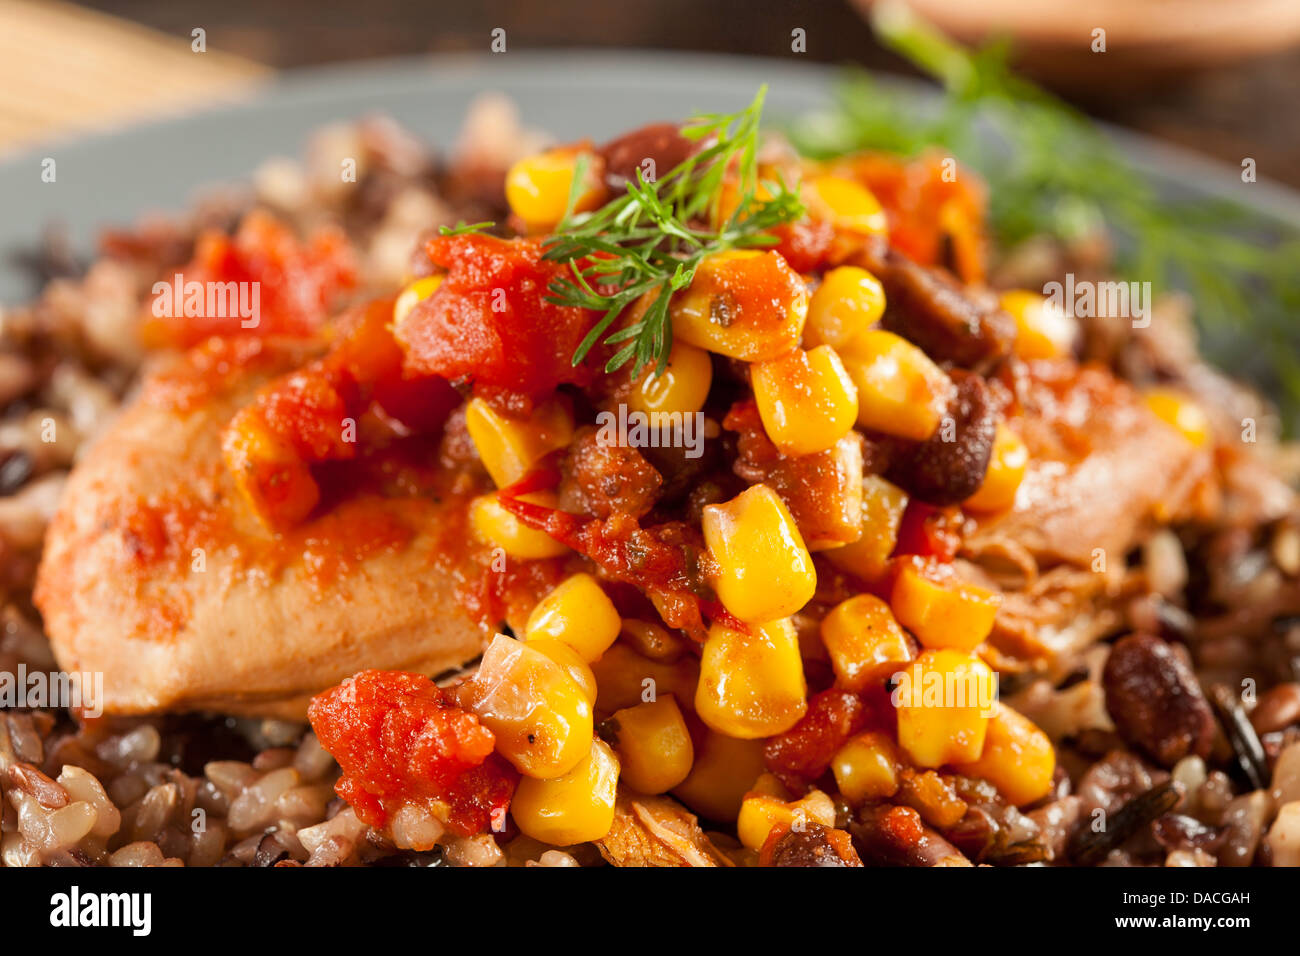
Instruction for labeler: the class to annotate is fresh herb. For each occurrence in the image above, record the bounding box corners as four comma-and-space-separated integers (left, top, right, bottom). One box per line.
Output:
438, 220, 496, 236
545, 86, 805, 378
789, 1, 1300, 429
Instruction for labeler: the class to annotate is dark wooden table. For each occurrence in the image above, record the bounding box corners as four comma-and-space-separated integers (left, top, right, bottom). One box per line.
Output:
71, 0, 1300, 188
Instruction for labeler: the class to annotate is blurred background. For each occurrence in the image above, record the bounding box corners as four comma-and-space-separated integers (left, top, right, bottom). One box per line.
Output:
3, 0, 1300, 184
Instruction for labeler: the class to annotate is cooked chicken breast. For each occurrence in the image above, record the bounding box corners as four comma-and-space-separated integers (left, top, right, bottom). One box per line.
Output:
966, 360, 1213, 571
35, 338, 492, 719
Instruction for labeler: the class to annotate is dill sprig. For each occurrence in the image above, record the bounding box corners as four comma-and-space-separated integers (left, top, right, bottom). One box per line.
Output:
544, 86, 805, 378
789, 1, 1300, 430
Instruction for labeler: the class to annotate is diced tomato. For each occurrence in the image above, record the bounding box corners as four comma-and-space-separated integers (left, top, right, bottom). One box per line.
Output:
143, 210, 357, 348
892, 500, 963, 563
308, 670, 516, 836
770, 217, 835, 274
763, 688, 871, 791
401, 234, 599, 404
832, 151, 988, 283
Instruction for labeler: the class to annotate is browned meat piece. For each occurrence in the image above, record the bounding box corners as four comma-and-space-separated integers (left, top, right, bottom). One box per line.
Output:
853, 237, 1015, 368
557, 425, 662, 519
725, 400, 864, 549
35, 339, 491, 719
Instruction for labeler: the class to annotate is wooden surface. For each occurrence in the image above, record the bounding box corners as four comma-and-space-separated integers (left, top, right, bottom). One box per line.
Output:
3, 0, 1299, 188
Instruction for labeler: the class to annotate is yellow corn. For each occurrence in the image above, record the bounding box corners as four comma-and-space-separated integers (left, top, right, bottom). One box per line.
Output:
891, 564, 1001, 653
831, 732, 901, 805
672, 729, 765, 822
702, 484, 816, 624
751, 346, 859, 457
999, 290, 1076, 361
465, 396, 573, 489
626, 341, 713, 417
511, 738, 620, 845
670, 250, 808, 362
823, 475, 909, 580
468, 491, 569, 559
737, 789, 837, 851
802, 175, 888, 236
804, 266, 886, 351
607, 696, 694, 794
964, 422, 1029, 513
841, 329, 951, 441
695, 619, 807, 739
953, 701, 1056, 806
589, 643, 700, 714
895, 649, 997, 768
525, 572, 622, 663
1144, 387, 1212, 448
458, 635, 593, 779
819, 593, 916, 693
391, 275, 443, 331
505, 146, 604, 232
527, 639, 598, 704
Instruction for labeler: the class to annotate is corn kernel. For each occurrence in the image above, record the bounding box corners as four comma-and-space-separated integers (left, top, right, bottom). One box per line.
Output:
1144, 387, 1212, 448
589, 644, 700, 714
831, 732, 900, 804
670, 250, 808, 362
527, 639, 597, 704
841, 329, 951, 441
891, 564, 1001, 653
737, 789, 836, 851
459, 635, 593, 779
511, 739, 620, 845
820, 594, 916, 692
465, 396, 574, 489
525, 572, 621, 662
672, 729, 764, 821
626, 341, 713, 417
392, 275, 443, 331
894, 649, 997, 768
999, 290, 1076, 361
803, 175, 888, 236
751, 346, 858, 457
804, 266, 886, 351
702, 484, 816, 624
607, 696, 694, 794
695, 619, 807, 739
505, 146, 604, 232
964, 422, 1029, 513
953, 701, 1055, 806
823, 475, 909, 580
468, 491, 569, 559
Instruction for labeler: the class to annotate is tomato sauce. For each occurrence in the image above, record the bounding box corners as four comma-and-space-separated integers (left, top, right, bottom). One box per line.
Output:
141, 210, 357, 348
401, 233, 599, 405
308, 670, 516, 836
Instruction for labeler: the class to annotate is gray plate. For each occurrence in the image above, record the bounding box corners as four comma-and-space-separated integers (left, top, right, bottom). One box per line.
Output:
3, 49, 1299, 307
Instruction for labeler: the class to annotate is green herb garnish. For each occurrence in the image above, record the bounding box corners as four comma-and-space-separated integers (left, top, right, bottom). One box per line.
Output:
545, 86, 805, 378
789, 1, 1300, 429
438, 220, 496, 236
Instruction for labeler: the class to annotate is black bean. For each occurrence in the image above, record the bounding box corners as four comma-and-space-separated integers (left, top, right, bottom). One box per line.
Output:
1102, 634, 1215, 768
